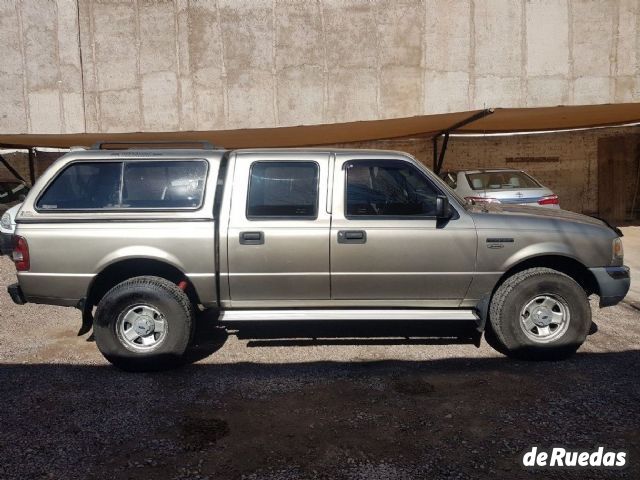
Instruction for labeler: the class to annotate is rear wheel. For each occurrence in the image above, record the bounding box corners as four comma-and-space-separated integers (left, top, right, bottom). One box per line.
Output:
488, 267, 591, 360
94, 276, 195, 371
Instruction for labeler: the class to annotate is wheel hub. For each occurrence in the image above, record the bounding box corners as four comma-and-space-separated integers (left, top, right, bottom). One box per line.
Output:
519, 293, 571, 344
117, 304, 167, 352
532, 307, 552, 326
133, 314, 155, 336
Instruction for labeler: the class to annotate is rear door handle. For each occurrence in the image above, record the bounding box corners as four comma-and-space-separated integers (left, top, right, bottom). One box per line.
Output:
337, 230, 366, 244
240, 231, 264, 245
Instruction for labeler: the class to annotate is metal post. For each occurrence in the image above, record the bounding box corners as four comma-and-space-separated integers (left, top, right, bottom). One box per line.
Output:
432, 108, 494, 174
432, 136, 439, 171
28, 148, 36, 185
435, 132, 450, 174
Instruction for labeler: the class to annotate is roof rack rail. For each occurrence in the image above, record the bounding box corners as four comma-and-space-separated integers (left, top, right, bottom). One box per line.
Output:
90, 141, 218, 150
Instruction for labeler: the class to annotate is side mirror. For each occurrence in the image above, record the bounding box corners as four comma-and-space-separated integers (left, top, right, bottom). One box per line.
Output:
435, 195, 452, 219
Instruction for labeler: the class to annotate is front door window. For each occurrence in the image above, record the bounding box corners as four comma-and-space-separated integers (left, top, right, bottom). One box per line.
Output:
345, 161, 439, 217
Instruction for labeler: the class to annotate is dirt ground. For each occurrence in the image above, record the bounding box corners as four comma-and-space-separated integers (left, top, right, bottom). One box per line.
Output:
0, 255, 639, 480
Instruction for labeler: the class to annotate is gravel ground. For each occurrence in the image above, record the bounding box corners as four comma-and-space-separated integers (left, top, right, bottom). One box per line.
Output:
0, 256, 639, 479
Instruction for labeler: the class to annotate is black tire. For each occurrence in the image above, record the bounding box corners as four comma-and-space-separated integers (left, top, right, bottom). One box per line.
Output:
488, 267, 591, 360
94, 276, 195, 372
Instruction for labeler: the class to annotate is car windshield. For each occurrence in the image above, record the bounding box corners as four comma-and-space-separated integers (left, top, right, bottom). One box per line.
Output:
466, 171, 541, 190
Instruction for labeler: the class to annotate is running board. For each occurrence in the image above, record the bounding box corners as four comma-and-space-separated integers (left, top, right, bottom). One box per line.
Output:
220, 309, 478, 323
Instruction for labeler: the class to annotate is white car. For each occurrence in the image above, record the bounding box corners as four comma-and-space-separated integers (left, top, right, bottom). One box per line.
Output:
440, 169, 560, 208
0, 202, 21, 255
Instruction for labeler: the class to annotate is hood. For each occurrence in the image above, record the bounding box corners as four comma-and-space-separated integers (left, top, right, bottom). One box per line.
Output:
468, 203, 613, 231
493, 204, 605, 226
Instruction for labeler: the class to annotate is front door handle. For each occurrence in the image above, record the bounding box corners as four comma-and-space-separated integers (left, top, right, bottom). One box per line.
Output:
240, 231, 264, 245
337, 230, 366, 244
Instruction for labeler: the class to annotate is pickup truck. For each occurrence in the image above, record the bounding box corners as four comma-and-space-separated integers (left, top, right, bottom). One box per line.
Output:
7, 143, 630, 371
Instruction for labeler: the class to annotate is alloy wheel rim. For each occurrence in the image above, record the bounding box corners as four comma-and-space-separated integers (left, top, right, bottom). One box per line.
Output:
519, 294, 570, 343
116, 304, 168, 352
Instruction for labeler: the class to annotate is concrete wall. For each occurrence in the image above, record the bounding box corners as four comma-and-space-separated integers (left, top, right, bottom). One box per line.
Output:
0, 0, 84, 134
1, 0, 639, 135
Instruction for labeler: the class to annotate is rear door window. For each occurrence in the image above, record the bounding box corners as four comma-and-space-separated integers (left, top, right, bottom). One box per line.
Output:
247, 161, 319, 219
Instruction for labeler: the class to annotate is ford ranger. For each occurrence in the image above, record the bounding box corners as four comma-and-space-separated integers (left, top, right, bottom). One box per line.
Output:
6, 143, 630, 371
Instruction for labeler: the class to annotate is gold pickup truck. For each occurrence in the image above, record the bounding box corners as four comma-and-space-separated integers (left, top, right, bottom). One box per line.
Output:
7, 142, 629, 371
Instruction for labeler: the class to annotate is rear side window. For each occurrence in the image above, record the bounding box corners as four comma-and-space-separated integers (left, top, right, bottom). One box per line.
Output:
247, 162, 319, 219
37, 162, 121, 210
122, 161, 207, 208
37, 160, 207, 211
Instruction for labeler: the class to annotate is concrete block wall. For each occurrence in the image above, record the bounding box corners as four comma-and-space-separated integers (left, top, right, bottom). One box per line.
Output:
1, 0, 639, 135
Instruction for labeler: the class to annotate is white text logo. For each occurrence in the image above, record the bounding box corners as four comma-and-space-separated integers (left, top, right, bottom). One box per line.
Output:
521, 447, 627, 468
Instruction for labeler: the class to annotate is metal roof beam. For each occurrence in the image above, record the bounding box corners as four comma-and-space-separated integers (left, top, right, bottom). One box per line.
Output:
0, 153, 27, 183
433, 108, 494, 174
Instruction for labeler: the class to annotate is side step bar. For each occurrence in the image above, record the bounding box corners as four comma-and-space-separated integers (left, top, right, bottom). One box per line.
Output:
220, 309, 478, 322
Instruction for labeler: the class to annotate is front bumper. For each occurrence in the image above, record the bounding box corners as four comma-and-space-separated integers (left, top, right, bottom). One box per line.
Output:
589, 266, 630, 307
0, 231, 13, 256
7, 283, 26, 305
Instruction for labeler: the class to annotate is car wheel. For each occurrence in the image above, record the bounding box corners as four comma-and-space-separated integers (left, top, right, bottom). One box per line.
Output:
94, 276, 195, 372
488, 267, 591, 360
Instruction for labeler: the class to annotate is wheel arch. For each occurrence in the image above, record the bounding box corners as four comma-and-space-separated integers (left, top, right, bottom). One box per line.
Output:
86, 258, 200, 308
494, 254, 599, 298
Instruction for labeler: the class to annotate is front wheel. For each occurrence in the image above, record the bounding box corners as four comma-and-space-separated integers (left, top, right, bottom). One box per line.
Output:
488, 267, 591, 360
94, 276, 195, 371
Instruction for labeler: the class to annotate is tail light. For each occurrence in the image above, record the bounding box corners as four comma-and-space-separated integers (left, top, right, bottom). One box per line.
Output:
612, 237, 624, 261
538, 194, 559, 206
465, 196, 501, 205
12, 236, 30, 271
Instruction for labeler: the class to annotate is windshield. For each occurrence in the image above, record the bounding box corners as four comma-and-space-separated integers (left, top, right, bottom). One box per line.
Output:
466, 171, 541, 190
